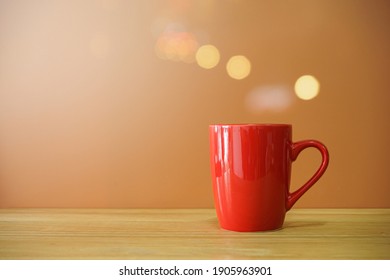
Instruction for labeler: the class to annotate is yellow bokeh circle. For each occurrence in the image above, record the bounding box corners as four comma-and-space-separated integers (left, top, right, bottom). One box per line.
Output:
226, 55, 251, 80
294, 75, 320, 100
195, 44, 220, 69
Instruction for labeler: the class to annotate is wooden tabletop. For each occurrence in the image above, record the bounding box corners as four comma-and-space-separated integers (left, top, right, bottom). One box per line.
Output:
0, 209, 389, 260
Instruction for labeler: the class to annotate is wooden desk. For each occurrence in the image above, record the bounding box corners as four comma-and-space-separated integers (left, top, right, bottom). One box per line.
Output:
0, 209, 389, 259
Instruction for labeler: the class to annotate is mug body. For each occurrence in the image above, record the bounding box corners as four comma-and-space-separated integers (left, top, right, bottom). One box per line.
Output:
209, 124, 292, 231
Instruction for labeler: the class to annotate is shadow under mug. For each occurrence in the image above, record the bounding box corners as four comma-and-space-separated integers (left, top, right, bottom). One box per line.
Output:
209, 124, 329, 232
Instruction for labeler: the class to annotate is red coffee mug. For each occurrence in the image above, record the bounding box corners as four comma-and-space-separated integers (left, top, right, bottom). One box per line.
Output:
209, 124, 329, 232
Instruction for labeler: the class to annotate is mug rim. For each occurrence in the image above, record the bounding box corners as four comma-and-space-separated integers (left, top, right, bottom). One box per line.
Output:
209, 123, 291, 127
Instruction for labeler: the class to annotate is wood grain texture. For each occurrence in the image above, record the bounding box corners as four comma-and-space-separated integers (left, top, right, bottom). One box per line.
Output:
0, 209, 389, 259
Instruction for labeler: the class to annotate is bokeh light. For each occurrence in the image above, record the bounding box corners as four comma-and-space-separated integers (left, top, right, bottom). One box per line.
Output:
155, 31, 199, 63
195, 44, 220, 69
245, 85, 293, 113
294, 75, 320, 100
226, 55, 251, 80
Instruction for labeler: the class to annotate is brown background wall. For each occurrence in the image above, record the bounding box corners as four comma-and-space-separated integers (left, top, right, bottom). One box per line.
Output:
0, 0, 389, 208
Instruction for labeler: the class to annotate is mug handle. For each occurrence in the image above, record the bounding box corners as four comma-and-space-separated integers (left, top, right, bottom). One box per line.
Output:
286, 140, 330, 211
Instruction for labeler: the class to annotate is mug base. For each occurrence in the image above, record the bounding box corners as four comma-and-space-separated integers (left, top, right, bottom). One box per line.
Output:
219, 225, 284, 232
